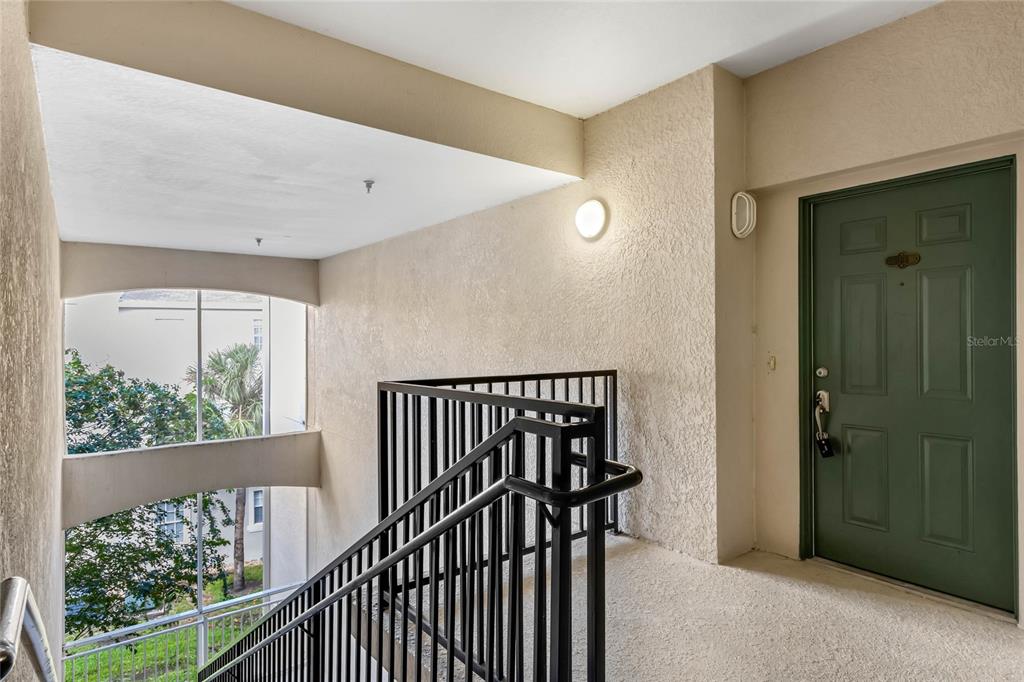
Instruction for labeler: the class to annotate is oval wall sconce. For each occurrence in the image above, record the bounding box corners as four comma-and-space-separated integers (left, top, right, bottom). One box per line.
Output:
730, 191, 757, 239
575, 199, 607, 239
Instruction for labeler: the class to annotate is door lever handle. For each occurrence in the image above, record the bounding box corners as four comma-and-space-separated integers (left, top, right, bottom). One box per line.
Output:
814, 390, 835, 457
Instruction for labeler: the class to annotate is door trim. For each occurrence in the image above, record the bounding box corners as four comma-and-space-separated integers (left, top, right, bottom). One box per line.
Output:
797, 154, 1018, 611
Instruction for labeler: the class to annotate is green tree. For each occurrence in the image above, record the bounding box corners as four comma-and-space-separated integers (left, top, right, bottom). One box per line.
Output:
187, 343, 263, 591
64, 350, 231, 638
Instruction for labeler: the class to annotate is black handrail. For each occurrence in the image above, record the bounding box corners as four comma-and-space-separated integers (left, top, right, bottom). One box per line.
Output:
200, 371, 633, 682
376, 380, 602, 420
200, 454, 640, 680
401, 369, 616, 387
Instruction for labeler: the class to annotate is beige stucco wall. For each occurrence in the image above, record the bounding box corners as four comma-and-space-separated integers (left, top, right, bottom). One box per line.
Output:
712, 67, 755, 560
746, 0, 1024, 563
746, 1, 1024, 190
61, 242, 320, 305
309, 66, 729, 566
0, 0, 64, 670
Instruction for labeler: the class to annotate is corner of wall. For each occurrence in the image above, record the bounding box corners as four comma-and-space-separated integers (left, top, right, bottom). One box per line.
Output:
712, 65, 757, 562
1, 0, 66, 658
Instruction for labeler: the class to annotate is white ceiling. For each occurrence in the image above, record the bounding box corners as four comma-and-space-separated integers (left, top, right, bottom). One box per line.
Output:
33, 2, 936, 259
232, 1, 936, 118
32, 46, 576, 259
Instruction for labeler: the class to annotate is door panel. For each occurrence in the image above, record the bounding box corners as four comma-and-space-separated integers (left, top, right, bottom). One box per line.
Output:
919, 433, 974, 551
842, 425, 889, 531
918, 266, 972, 400
840, 274, 887, 395
811, 159, 1015, 611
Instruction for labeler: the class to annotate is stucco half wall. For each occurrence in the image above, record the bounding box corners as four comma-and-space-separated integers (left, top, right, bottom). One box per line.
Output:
0, 0, 65, 669
61, 241, 320, 305
62, 430, 322, 528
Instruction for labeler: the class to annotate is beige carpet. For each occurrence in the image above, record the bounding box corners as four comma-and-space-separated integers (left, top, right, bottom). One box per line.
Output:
577, 535, 1024, 680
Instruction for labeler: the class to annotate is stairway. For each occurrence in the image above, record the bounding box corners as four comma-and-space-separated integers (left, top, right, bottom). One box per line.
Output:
197, 371, 639, 682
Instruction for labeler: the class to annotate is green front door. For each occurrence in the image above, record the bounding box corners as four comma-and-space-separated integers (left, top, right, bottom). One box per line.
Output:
810, 158, 1016, 611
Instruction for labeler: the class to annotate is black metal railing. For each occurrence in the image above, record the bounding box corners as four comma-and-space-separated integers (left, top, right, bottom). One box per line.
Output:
380, 370, 620, 537
198, 371, 638, 682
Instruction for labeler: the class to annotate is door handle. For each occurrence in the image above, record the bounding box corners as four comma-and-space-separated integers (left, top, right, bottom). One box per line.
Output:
814, 390, 836, 457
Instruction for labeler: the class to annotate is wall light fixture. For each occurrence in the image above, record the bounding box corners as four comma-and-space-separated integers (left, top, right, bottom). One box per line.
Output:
575, 199, 607, 239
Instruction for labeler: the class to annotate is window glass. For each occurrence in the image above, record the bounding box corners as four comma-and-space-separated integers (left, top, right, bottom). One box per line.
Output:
62, 288, 307, 640
197, 291, 267, 442
252, 489, 265, 525
64, 289, 199, 452
156, 501, 185, 542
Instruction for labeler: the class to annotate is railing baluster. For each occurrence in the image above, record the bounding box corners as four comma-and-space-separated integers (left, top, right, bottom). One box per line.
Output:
326, 570, 333, 681
485, 494, 499, 682
510, 422, 525, 682
414, 397, 425, 682
376, 539, 384, 682
458, 402, 470, 675
473, 401, 485, 665
549, 430, 572, 681
354, 552, 363, 680
577, 376, 586, 534
363, 575, 371, 682
587, 412, 607, 682
428, 396, 441, 681
401, 395, 412, 682
492, 396, 505, 679
609, 372, 619, 532
344, 560, 352, 681
389, 541, 397, 677
465, 469, 477, 675
533, 427, 548, 682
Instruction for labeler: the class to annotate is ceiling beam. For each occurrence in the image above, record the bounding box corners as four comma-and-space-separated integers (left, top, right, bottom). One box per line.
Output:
29, 1, 583, 177
61, 242, 320, 305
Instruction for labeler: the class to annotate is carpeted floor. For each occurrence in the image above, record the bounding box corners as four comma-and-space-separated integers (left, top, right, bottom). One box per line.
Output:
578, 535, 1024, 680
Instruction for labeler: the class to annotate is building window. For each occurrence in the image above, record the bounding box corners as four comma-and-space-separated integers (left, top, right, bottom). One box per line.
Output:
253, 318, 263, 351
157, 501, 184, 542
251, 489, 264, 526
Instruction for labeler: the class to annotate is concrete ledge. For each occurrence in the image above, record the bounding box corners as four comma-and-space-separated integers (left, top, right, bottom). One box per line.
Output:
60, 242, 320, 305
62, 430, 321, 528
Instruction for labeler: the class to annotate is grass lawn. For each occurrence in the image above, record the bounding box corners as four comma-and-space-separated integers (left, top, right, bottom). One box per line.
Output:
65, 564, 267, 682
201, 563, 264, 605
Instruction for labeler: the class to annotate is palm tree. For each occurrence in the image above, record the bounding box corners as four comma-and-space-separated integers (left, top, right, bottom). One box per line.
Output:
187, 343, 263, 590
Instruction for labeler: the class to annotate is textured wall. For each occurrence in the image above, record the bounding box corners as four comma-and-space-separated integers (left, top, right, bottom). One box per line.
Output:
310, 66, 722, 566
0, 0, 64, 672
711, 67, 755, 560
745, 1, 1024, 189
